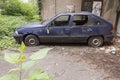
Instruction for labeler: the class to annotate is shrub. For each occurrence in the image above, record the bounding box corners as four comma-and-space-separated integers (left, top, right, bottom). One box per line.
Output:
0, 15, 27, 39
0, 13, 41, 50
0, 37, 17, 50
0, 0, 41, 50
1, 0, 38, 19
0, 15, 27, 50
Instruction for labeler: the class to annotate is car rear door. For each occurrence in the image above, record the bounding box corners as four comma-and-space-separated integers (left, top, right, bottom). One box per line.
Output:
70, 14, 100, 42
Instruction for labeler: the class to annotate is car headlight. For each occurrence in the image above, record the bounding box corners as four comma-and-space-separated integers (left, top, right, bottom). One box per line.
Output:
15, 31, 18, 35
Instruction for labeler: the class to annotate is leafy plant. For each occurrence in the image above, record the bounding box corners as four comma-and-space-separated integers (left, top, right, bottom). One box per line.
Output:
0, 37, 17, 50
0, 0, 39, 19
0, 15, 27, 50
0, 15, 27, 38
0, 51, 3, 56
0, 0, 42, 50
0, 14, 41, 50
0, 42, 53, 80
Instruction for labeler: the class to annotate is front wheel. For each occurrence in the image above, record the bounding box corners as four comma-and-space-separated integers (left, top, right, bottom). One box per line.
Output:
88, 36, 103, 47
24, 35, 39, 46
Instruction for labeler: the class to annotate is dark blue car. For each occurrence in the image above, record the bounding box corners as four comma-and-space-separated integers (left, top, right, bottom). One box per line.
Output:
14, 12, 114, 47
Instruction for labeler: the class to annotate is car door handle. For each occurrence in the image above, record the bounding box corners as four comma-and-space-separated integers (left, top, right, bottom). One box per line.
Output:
65, 29, 70, 31
46, 28, 50, 34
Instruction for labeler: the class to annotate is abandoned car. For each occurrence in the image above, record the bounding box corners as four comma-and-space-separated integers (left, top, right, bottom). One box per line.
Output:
14, 12, 114, 47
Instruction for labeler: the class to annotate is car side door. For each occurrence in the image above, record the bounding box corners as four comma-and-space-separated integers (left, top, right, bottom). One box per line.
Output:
70, 15, 87, 42
46, 15, 72, 42
70, 14, 100, 42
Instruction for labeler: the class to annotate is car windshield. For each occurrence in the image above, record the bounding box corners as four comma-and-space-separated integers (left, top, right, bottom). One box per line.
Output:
41, 15, 60, 25
41, 19, 50, 25
41, 16, 55, 25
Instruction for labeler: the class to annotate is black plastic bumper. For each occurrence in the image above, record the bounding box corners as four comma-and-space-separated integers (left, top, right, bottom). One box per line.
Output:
104, 35, 114, 42
13, 33, 23, 44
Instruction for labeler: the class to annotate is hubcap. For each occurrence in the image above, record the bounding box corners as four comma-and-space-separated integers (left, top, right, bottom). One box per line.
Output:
92, 39, 100, 46
29, 38, 35, 45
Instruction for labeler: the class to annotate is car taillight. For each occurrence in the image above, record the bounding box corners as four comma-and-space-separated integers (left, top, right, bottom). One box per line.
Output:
110, 26, 114, 34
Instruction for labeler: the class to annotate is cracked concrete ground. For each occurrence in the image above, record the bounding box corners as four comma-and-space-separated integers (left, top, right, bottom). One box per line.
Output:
0, 43, 119, 80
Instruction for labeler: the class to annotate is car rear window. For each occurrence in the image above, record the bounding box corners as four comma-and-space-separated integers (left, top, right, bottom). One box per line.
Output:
73, 15, 102, 26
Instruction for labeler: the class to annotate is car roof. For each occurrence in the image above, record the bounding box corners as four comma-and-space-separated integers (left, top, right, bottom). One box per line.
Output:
56, 12, 112, 25
57, 12, 93, 16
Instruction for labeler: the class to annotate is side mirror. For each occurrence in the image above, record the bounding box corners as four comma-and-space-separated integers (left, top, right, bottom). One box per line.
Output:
48, 22, 53, 27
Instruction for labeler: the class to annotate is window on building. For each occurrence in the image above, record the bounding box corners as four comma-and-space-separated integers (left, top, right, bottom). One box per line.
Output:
81, 0, 93, 12
81, 0, 103, 16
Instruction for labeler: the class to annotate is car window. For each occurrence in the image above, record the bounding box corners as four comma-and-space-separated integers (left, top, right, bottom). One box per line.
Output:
73, 15, 88, 26
50, 15, 70, 27
73, 15, 102, 26
74, 15, 87, 21
87, 15, 102, 26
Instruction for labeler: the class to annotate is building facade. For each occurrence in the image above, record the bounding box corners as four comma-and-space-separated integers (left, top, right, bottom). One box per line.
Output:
41, 0, 120, 34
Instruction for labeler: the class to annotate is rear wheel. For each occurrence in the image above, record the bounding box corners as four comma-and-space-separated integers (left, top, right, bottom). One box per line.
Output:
24, 35, 39, 46
88, 36, 103, 47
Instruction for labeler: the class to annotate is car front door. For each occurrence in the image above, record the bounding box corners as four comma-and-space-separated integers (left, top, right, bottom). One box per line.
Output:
46, 15, 72, 42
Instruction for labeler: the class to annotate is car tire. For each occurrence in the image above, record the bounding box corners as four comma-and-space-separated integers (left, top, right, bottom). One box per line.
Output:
88, 36, 103, 47
24, 35, 39, 46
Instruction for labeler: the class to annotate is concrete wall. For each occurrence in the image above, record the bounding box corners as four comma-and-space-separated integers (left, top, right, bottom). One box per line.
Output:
41, 0, 82, 20
55, 0, 82, 13
117, 16, 120, 34
102, 0, 119, 25
41, 0, 55, 20
41, 0, 120, 33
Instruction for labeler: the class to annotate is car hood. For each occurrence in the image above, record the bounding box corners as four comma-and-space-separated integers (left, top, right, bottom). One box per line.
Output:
17, 22, 44, 30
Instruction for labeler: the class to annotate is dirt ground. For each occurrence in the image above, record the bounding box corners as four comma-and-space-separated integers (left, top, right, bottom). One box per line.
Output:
1, 39, 120, 80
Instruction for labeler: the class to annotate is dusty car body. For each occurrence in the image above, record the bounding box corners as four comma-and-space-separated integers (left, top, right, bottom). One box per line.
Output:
14, 12, 114, 47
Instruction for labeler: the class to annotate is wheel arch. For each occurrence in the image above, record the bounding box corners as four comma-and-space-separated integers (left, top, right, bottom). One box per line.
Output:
23, 33, 40, 43
87, 35, 104, 42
